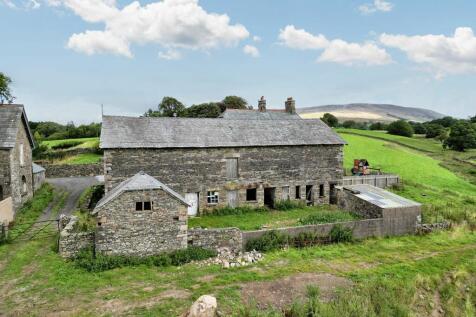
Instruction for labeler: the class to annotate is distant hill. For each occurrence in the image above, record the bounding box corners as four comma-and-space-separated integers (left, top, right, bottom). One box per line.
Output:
297, 103, 445, 123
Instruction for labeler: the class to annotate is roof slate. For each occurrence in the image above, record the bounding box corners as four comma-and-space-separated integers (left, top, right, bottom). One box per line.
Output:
94, 171, 189, 210
0, 104, 35, 149
32, 162, 46, 174
220, 109, 301, 120
100, 115, 346, 149
343, 184, 421, 209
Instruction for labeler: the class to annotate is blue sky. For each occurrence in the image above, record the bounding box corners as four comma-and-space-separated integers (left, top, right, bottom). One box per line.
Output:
1, 0, 476, 123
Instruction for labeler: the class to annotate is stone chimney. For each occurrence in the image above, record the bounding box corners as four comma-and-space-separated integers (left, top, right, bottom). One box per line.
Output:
258, 96, 266, 112
285, 97, 296, 114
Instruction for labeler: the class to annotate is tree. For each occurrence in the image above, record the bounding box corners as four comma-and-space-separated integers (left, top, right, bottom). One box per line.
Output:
387, 120, 414, 137
444, 120, 476, 151
369, 122, 388, 131
221, 96, 248, 111
321, 113, 339, 127
424, 123, 445, 138
430, 116, 458, 128
0, 72, 15, 104
157, 97, 186, 117
436, 128, 450, 145
470, 115, 476, 123
409, 122, 427, 134
342, 120, 357, 129
184, 103, 221, 118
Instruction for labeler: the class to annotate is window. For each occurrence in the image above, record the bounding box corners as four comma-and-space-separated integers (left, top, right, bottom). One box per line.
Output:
207, 191, 219, 204
21, 176, 27, 194
282, 186, 290, 200
295, 186, 301, 199
19, 144, 24, 166
306, 185, 313, 204
319, 184, 325, 197
226, 158, 238, 179
246, 188, 257, 201
135, 201, 152, 211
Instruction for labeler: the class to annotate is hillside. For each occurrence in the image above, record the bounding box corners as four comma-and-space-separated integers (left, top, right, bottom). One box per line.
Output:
298, 103, 445, 123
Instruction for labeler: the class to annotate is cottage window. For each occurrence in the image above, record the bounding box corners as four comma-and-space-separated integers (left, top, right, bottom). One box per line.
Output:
136, 201, 152, 211
246, 188, 257, 201
226, 158, 238, 179
207, 191, 219, 204
295, 186, 301, 199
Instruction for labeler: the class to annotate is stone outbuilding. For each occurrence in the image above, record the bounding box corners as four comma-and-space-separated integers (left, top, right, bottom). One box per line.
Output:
0, 104, 35, 224
101, 98, 346, 216
337, 184, 421, 235
32, 163, 46, 192
93, 171, 190, 256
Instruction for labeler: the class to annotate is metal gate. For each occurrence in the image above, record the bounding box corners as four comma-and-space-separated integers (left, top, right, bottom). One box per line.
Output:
2, 219, 59, 243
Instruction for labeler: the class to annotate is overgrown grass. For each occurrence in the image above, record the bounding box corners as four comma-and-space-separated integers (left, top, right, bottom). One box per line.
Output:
74, 246, 217, 272
41, 137, 99, 150
298, 210, 359, 225
56, 152, 102, 165
189, 205, 346, 231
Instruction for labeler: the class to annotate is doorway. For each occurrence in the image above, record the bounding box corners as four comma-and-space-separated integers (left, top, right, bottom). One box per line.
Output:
306, 185, 313, 205
329, 183, 337, 205
264, 187, 276, 208
185, 192, 199, 216
227, 190, 238, 208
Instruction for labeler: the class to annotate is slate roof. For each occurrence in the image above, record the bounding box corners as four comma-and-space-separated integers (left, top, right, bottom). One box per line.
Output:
0, 104, 35, 149
220, 109, 301, 120
94, 171, 189, 211
32, 162, 45, 174
100, 115, 346, 149
343, 184, 421, 209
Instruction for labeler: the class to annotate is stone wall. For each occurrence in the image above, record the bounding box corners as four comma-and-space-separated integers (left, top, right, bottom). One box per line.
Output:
41, 163, 102, 178
342, 175, 399, 189
337, 188, 383, 219
59, 216, 95, 259
0, 150, 11, 201
95, 189, 188, 256
104, 145, 344, 212
33, 170, 45, 192
10, 122, 33, 213
188, 228, 242, 254
242, 219, 386, 248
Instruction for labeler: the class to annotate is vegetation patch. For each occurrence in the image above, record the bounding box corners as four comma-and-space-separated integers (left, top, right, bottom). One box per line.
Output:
74, 246, 217, 272
274, 199, 307, 210
298, 210, 359, 225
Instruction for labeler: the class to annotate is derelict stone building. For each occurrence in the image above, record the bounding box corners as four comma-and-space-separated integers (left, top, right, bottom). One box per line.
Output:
0, 105, 35, 224
101, 98, 346, 215
93, 171, 189, 256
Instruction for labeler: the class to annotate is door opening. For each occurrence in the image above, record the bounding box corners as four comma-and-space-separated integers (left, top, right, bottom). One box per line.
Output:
264, 187, 276, 209
329, 183, 337, 205
306, 185, 313, 206
185, 192, 199, 216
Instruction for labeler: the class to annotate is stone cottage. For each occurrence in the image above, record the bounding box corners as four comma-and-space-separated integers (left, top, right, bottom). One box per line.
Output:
93, 171, 189, 256
101, 98, 346, 215
0, 104, 35, 224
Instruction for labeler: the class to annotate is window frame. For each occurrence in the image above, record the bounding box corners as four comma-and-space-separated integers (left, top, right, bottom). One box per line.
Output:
135, 201, 152, 211
226, 158, 239, 179
207, 191, 219, 205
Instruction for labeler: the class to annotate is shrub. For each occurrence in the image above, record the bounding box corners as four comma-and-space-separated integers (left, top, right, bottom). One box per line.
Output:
274, 199, 306, 211
321, 113, 339, 127
329, 224, 353, 243
298, 210, 358, 225
74, 246, 217, 272
292, 232, 322, 248
370, 122, 388, 131
202, 205, 269, 216
51, 140, 83, 150
425, 123, 445, 138
387, 120, 414, 137
245, 230, 289, 252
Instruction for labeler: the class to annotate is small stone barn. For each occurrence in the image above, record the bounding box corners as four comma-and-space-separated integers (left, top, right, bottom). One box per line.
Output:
32, 163, 46, 192
100, 98, 346, 215
337, 184, 421, 235
93, 171, 190, 256
0, 104, 35, 224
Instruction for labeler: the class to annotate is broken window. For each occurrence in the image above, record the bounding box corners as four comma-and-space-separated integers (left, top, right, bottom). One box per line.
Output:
295, 186, 301, 199
143, 201, 152, 210
246, 188, 257, 201
135, 202, 143, 211
207, 191, 219, 204
226, 158, 238, 179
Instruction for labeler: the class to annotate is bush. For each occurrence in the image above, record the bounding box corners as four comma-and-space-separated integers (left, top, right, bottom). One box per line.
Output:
321, 113, 339, 127
444, 120, 476, 151
425, 123, 445, 138
329, 224, 353, 243
410, 122, 427, 134
245, 231, 289, 252
274, 199, 306, 211
387, 120, 414, 137
370, 122, 388, 131
51, 140, 83, 150
298, 211, 358, 225
74, 246, 217, 272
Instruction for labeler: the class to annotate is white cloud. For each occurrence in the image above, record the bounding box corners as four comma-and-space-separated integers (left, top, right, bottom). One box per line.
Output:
278, 25, 328, 50
243, 45, 259, 58
1, 0, 40, 9
52, 0, 250, 57
359, 0, 393, 15
158, 49, 182, 60
380, 27, 476, 76
278, 25, 392, 66
253, 35, 261, 42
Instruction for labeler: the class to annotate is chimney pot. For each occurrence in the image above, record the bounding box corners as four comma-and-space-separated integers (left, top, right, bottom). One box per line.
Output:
258, 96, 267, 112
285, 97, 296, 114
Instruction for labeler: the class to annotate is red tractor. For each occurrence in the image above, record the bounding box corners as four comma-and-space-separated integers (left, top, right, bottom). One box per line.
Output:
351, 159, 381, 176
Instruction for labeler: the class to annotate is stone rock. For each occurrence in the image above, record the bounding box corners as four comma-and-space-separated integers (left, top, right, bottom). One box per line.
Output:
187, 295, 217, 317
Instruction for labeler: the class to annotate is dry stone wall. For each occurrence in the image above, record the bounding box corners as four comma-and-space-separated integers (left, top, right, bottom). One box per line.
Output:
58, 216, 94, 259
41, 163, 102, 178
188, 228, 242, 254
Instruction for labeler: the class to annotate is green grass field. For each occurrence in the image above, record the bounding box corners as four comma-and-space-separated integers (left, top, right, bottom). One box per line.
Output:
56, 152, 102, 165
1, 130, 475, 316
189, 206, 356, 231
41, 137, 99, 150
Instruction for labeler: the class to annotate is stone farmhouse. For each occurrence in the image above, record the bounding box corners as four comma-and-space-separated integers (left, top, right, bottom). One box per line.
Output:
100, 98, 346, 215
0, 104, 35, 224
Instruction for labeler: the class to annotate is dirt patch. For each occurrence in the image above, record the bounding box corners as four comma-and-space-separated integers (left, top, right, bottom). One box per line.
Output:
241, 273, 352, 310
431, 291, 444, 317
